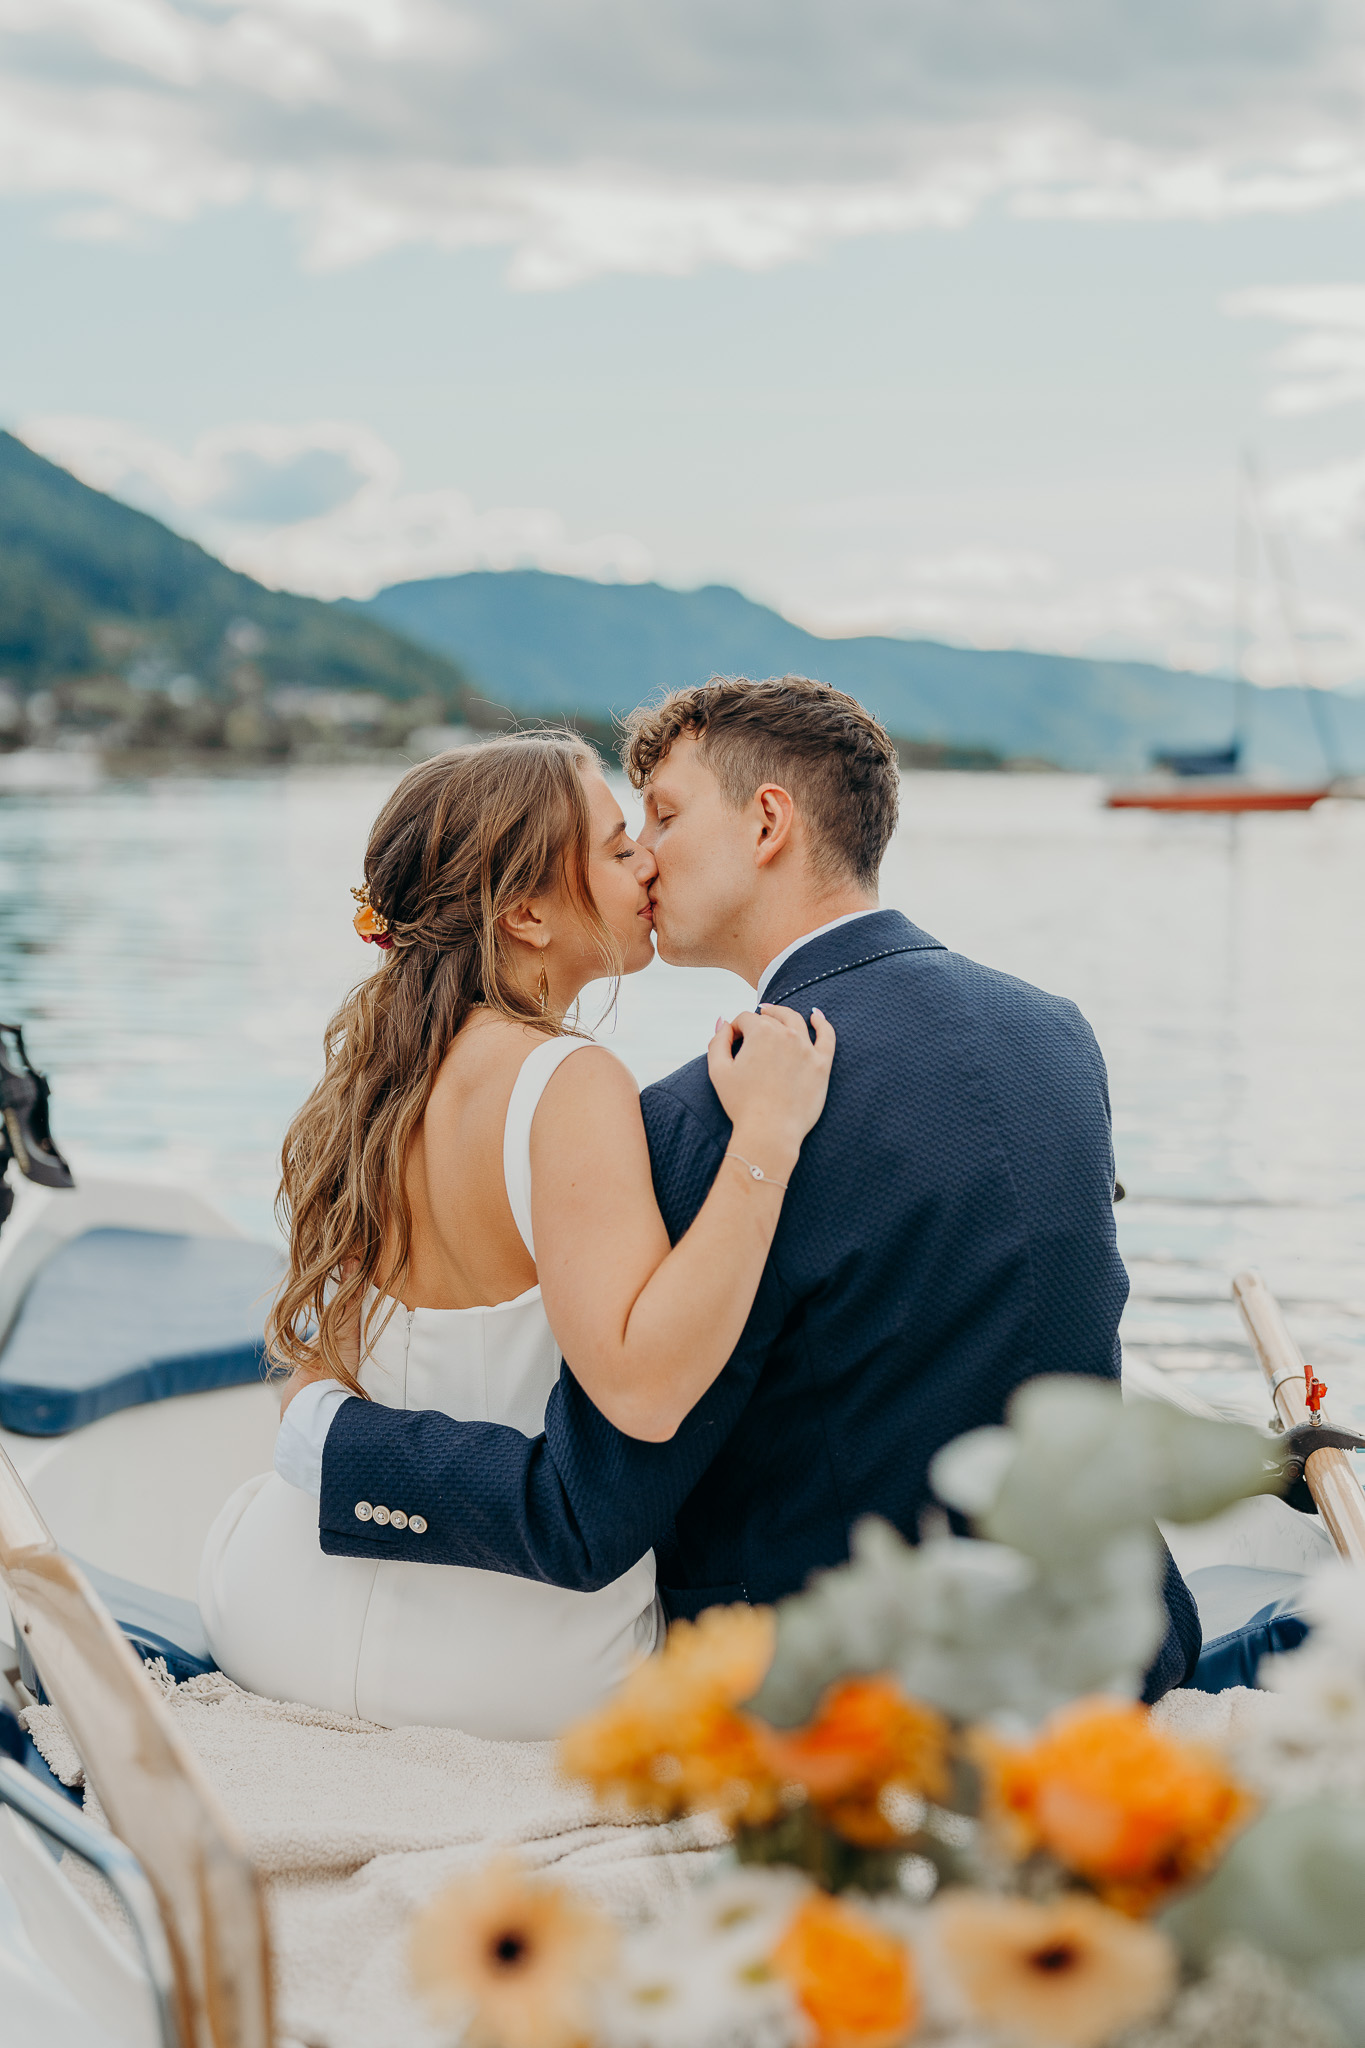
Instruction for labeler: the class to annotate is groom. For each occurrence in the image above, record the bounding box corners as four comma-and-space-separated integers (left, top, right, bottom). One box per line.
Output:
285, 672, 1200, 1700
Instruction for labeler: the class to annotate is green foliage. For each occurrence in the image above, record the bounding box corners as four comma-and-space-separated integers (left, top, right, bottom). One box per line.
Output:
1165, 1800, 1365, 1969
935, 1378, 1285, 1568
750, 1378, 1287, 1731
0, 432, 470, 710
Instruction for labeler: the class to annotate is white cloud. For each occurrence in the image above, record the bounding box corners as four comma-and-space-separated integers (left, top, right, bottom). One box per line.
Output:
786, 526, 1365, 689
18, 414, 653, 597
1226, 285, 1365, 414
1268, 453, 1365, 548
3, 1, 1365, 284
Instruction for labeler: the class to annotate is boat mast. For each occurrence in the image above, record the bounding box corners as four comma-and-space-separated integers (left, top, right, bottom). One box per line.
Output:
1231, 453, 1251, 765
1244, 453, 1341, 784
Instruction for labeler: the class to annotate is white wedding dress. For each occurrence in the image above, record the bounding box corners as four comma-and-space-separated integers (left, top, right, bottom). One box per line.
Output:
198, 1037, 660, 1738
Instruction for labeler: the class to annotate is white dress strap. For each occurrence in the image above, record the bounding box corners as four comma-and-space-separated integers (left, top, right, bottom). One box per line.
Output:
503, 1036, 598, 1261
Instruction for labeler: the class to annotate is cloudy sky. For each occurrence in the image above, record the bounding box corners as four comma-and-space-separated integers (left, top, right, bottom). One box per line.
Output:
4, 0, 1365, 682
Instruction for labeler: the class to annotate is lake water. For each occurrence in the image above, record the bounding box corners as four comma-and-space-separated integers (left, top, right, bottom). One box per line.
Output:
1, 764, 1362, 1428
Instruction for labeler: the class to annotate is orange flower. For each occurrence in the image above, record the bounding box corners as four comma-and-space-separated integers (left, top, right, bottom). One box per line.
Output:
350, 883, 393, 947
772, 1893, 919, 2048
933, 1890, 1176, 2048
559, 1605, 781, 1825
409, 1855, 615, 2048
974, 1696, 1256, 1914
760, 1677, 951, 1847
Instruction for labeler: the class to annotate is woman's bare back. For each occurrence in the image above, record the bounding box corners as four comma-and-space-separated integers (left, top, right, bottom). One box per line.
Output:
392, 1011, 548, 1310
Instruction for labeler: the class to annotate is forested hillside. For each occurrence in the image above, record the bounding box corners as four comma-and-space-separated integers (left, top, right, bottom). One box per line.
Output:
0, 432, 468, 710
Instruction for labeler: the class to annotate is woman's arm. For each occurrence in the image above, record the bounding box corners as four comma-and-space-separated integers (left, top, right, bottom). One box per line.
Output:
530, 1005, 833, 1442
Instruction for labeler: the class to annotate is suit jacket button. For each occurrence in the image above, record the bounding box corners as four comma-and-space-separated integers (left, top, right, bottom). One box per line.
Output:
354, 1502, 373, 1522
389, 1510, 408, 1530
372, 1505, 391, 1526
408, 1515, 427, 1535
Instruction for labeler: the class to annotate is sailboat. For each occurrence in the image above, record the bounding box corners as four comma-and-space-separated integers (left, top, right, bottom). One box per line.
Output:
1106, 459, 1340, 814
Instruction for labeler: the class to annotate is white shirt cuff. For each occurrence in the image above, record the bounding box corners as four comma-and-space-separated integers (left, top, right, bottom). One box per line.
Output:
274, 1379, 354, 1497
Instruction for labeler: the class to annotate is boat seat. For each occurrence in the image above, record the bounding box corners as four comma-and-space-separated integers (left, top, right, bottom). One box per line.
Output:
0, 1228, 282, 1435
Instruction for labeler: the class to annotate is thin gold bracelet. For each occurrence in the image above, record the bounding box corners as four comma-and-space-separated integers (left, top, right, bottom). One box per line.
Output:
726, 1152, 790, 1191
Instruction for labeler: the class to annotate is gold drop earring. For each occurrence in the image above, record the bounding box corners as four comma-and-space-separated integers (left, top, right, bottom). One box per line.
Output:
538, 956, 550, 1015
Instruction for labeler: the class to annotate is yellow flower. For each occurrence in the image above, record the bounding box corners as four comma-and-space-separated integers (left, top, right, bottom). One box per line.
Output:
773, 1892, 919, 2048
759, 1676, 951, 1848
973, 1695, 1256, 1914
409, 1855, 615, 2048
560, 1605, 780, 1824
932, 1890, 1176, 2048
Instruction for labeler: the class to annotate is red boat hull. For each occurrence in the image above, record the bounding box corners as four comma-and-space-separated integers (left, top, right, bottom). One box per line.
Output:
1105, 787, 1330, 813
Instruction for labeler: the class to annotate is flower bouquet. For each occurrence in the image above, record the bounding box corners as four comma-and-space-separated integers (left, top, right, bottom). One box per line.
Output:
408, 1378, 1365, 2048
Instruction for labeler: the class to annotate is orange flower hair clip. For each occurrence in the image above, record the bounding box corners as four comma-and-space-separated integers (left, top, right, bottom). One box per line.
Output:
351, 883, 394, 950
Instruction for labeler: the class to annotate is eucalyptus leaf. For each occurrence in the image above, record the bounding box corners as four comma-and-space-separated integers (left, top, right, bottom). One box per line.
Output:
971, 1378, 1285, 1564
1126, 1397, 1287, 1525
1166, 1801, 1365, 1969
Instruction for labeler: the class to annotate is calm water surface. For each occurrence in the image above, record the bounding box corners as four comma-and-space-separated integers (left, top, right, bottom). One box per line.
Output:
1, 766, 1361, 1426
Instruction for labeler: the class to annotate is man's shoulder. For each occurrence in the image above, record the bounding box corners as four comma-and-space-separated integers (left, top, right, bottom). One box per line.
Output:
933, 948, 1098, 1053
930, 943, 1087, 1015
639, 1060, 728, 1229
642, 1056, 722, 1132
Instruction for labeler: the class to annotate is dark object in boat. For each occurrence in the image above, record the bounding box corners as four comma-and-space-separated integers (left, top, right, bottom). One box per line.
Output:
1277, 1420, 1365, 1516
1114, 1179, 1125, 1202
0, 1020, 74, 1234
1151, 742, 1241, 777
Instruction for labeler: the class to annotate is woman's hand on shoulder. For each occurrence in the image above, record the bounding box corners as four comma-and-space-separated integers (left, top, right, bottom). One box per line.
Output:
706, 1004, 836, 1177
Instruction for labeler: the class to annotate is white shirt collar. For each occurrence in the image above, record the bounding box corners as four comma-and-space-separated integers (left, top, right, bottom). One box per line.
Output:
754, 909, 881, 1003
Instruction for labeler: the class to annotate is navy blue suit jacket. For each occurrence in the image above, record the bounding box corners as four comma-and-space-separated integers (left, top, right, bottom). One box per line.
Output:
320, 911, 1200, 1700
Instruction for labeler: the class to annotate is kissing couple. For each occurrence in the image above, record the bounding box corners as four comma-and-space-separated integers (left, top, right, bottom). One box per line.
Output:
200, 673, 1199, 1730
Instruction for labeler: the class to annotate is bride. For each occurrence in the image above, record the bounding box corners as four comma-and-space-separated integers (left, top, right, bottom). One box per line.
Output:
200, 731, 834, 1738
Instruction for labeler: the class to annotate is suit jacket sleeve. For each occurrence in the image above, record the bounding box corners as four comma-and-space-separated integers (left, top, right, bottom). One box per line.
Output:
317, 1080, 786, 1585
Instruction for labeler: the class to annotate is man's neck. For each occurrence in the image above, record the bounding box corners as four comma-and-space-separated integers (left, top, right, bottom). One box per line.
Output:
741, 888, 879, 990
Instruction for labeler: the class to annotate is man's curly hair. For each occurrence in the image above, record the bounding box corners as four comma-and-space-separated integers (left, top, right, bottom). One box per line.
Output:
621, 673, 899, 889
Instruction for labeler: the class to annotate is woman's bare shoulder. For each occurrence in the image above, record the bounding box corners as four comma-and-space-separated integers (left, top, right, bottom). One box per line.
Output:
537, 1041, 641, 1129
436, 1011, 551, 1078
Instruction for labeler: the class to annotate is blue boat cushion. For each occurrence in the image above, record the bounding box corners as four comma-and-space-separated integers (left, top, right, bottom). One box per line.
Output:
13, 1557, 217, 1709
1185, 1564, 1312, 1694
0, 1228, 282, 1434
73, 1557, 218, 1685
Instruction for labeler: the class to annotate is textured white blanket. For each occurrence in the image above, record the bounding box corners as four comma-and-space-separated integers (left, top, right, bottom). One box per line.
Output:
25, 1675, 1279, 2048
26, 1667, 727, 2048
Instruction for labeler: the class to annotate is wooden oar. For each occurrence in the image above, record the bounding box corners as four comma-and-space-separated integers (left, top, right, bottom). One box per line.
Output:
1234, 1269, 1365, 1563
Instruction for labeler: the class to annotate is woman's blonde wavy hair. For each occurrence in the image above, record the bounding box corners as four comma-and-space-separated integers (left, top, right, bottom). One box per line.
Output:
268, 731, 618, 1393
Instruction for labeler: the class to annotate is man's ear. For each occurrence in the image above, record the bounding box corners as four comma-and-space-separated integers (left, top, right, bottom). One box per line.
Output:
752, 784, 796, 869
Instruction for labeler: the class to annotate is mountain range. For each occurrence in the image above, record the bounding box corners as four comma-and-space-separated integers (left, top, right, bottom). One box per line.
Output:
357, 571, 1365, 778
3, 424, 1362, 775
